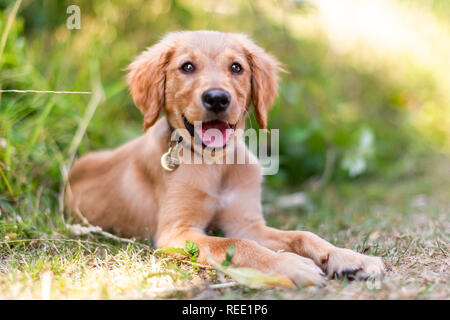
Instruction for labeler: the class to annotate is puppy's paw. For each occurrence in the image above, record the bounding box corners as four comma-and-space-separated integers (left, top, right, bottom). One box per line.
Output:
274, 252, 327, 287
324, 248, 385, 281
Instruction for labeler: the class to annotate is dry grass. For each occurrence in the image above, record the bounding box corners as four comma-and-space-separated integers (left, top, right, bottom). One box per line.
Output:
1, 0, 449, 300
0, 157, 448, 300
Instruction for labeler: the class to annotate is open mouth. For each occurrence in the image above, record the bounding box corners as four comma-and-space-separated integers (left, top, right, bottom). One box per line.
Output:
183, 116, 236, 148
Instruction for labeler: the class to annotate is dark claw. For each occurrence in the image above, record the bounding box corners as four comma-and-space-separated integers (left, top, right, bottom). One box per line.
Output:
338, 266, 363, 280
343, 266, 361, 276
356, 272, 371, 281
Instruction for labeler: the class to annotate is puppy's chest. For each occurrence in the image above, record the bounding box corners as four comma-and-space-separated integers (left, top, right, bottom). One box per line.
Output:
196, 168, 238, 211
178, 164, 240, 222
203, 188, 238, 232
204, 188, 238, 213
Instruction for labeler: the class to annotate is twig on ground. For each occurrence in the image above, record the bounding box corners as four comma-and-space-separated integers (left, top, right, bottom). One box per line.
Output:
70, 207, 135, 244
208, 281, 239, 289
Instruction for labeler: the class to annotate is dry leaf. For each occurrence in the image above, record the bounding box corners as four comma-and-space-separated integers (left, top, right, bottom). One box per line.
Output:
207, 251, 294, 289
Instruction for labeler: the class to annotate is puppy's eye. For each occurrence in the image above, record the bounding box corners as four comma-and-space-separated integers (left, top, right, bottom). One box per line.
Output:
230, 63, 243, 74
181, 62, 195, 73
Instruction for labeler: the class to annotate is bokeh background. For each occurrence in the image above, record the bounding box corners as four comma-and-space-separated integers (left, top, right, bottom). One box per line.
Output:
0, 0, 449, 299
2, 0, 450, 194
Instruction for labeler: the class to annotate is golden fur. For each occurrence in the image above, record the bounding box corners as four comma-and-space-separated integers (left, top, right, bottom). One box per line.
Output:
66, 31, 384, 286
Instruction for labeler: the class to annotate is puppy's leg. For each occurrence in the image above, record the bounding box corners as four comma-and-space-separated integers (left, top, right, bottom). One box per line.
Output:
230, 224, 385, 280
219, 170, 384, 281
155, 227, 325, 287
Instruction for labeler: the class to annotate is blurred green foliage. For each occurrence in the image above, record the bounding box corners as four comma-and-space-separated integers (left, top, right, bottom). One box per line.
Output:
0, 0, 447, 209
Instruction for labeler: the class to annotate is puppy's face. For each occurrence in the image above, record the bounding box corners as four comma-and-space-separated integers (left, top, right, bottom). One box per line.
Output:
127, 31, 281, 148
165, 34, 251, 148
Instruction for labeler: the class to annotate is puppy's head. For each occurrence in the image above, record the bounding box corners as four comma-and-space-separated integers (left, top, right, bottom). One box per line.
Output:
127, 31, 281, 148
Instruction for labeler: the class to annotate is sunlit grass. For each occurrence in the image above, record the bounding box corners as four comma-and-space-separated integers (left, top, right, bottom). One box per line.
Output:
0, 0, 449, 299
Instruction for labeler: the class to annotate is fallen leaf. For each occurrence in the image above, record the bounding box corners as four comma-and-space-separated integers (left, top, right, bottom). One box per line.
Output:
207, 251, 294, 289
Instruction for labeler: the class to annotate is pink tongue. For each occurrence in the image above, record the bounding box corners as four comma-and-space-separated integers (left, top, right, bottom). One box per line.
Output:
194, 120, 232, 148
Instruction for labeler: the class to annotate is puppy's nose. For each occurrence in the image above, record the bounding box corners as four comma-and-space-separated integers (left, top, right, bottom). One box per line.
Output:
202, 89, 231, 113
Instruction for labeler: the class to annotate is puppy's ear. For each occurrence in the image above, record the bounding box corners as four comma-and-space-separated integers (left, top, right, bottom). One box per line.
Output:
127, 37, 175, 130
240, 35, 282, 129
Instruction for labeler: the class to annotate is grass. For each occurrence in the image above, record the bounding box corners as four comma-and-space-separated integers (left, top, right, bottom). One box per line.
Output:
0, 155, 448, 299
0, 0, 449, 300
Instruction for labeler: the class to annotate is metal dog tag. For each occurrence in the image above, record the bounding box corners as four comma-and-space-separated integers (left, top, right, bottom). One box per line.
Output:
161, 146, 180, 171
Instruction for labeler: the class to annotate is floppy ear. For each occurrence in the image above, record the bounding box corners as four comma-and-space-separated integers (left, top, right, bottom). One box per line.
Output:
240, 36, 282, 129
126, 37, 175, 130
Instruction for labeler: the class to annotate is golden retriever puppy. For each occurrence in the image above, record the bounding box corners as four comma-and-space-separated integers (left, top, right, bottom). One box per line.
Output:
66, 31, 384, 286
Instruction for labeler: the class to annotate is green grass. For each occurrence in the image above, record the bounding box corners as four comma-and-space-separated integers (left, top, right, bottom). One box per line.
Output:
0, 156, 448, 299
0, 0, 449, 299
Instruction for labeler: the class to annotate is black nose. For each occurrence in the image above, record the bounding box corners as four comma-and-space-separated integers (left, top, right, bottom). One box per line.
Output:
202, 89, 231, 113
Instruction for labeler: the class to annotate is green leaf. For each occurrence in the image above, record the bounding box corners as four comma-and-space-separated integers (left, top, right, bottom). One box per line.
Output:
222, 244, 235, 266
185, 240, 199, 261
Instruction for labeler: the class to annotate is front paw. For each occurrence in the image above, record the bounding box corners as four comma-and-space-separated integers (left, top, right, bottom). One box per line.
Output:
324, 248, 385, 281
274, 252, 327, 287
